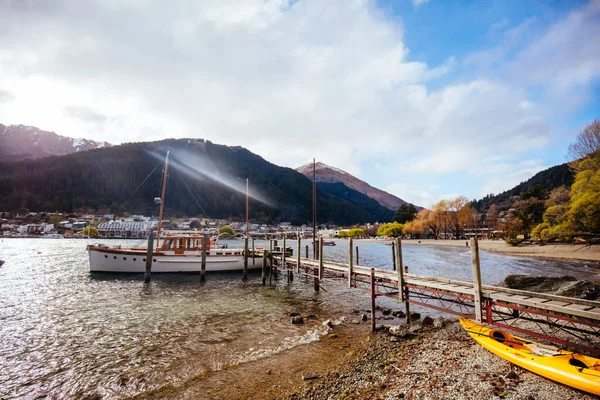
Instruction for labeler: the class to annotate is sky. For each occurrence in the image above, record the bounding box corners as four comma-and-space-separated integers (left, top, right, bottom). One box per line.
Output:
1, 0, 599, 208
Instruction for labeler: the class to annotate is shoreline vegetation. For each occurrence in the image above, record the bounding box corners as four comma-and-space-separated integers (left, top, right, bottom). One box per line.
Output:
357, 238, 600, 263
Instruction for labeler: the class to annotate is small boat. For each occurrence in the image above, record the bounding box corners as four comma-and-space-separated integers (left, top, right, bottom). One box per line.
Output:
313, 240, 336, 246
459, 318, 600, 395
41, 233, 63, 239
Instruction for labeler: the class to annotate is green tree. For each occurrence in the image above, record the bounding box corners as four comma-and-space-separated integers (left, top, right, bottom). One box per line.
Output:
394, 203, 417, 224
377, 222, 404, 237
512, 198, 545, 239
82, 227, 99, 238
218, 225, 236, 236
349, 228, 365, 237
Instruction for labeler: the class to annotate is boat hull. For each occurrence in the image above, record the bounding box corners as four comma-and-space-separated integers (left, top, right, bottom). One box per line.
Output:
88, 247, 256, 273
459, 318, 600, 395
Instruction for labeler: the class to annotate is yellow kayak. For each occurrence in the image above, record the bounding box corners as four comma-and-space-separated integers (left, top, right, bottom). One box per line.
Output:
459, 318, 600, 395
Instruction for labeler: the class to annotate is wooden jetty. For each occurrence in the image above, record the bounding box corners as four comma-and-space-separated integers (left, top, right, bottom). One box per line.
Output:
262, 237, 600, 355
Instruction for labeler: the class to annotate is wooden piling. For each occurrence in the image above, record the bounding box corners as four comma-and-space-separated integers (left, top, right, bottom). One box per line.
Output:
305, 245, 309, 259
144, 231, 154, 284
269, 240, 273, 286
355, 246, 359, 265
395, 238, 403, 301
318, 236, 324, 280
470, 237, 483, 322
391, 241, 396, 271
200, 234, 207, 284
370, 268, 376, 332
347, 237, 353, 288
262, 250, 267, 285
243, 236, 249, 282
252, 238, 255, 266
283, 234, 289, 283
297, 237, 301, 274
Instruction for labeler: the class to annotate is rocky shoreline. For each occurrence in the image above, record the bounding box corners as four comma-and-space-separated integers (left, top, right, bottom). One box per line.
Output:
136, 275, 599, 400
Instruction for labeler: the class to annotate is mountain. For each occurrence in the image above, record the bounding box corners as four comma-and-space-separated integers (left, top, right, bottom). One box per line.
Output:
296, 161, 410, 211
0, 123, 111, 161
0, 139, 394, 225
472, 163, 574, 211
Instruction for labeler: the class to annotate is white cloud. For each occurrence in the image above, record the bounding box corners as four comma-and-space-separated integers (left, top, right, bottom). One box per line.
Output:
413, 0, 431, 7
0, 0, 597, 208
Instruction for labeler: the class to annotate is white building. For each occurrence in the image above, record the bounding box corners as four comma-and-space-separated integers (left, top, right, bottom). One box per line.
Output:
97, 220, 158, 238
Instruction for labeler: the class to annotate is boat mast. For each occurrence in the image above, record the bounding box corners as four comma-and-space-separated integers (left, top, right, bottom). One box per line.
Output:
312, 158, 316, 257
156, 151, 170, 248
245, 178, 249, 238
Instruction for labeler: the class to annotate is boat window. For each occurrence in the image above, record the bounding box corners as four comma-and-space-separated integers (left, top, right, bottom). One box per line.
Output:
133, 258, 137, 261
177, 240, 183, 249
105, 255, 108, 258
123, 257, 127, 260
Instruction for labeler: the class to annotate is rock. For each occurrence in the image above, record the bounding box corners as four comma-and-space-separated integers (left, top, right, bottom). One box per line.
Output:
82, 395, 102, 400
289, 312, 301, 317
302, 372, 319, 380
421, 316, 434, 326
408, 324, 422, 333
392, 310, 406, 318
323, 319, 334, 329
382, 308, 392, 315
291, 316, 304, 324
351, 319, 359, 324
306, 314, 318, 320
409, 312, 421, 320
433, 317, 445, 328
361, 314, 368, 322
388, 325, 409, 337
505, 371, 519, 380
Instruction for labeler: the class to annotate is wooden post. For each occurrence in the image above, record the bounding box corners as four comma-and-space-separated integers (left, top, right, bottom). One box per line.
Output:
200, 235, 207, 284
243, 236, 248, 282
252, 238, 255, 266
282, 233, 287, 281
347, 237, 353, 287
370, 268, 376, 332
318, 236, 324, 280
470, 237, 483, 323
262, 250, 267, 285
305, 245, 309, 259
144, 231, 154, 284
395, 238, 409, 324
355, 246, 359, 265
395, 238, 403, 301
297, 237, 301, 274
269, 240, 273, 286
391, 241, 396, 271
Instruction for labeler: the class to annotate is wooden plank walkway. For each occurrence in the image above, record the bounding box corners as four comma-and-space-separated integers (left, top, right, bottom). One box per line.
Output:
266, 237, 600, 355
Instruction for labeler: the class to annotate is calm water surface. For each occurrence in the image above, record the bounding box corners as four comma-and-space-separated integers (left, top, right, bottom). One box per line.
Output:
0, 238, 597, 399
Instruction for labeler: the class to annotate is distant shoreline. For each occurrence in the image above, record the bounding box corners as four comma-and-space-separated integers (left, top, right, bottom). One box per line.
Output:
355, 238, 600, 263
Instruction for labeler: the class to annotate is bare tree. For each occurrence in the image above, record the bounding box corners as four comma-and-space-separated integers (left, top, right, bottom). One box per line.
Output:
567, 119, 600, 161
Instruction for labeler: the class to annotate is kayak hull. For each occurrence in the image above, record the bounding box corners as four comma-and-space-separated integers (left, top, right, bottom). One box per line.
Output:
459, 318, 600, 395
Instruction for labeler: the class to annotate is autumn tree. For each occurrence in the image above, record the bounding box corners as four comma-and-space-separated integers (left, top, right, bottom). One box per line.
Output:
567, 119, 600, 166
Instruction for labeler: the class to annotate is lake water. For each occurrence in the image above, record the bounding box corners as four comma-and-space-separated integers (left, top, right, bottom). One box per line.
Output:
0, 238, 598, 399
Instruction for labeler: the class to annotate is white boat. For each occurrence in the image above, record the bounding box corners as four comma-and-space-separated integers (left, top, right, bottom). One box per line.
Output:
87, 151, 250, 273
87, 232, 252, 273
41, 233, 63, 239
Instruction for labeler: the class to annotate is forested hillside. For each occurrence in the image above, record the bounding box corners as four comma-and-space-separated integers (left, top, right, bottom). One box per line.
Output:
0, 139, 393, 225
472, 163, 574, 211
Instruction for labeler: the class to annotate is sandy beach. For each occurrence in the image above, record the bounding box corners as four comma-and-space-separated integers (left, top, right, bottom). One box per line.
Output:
361, 238, 600, 263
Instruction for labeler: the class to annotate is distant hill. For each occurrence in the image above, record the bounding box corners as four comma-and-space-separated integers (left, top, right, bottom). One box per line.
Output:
472, 163, 574, 211
296, 161, 411, 211
0, 123, 111, 161
0, 139, 394, 225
